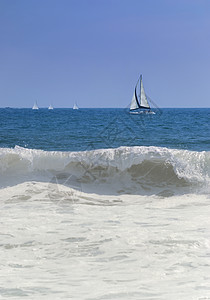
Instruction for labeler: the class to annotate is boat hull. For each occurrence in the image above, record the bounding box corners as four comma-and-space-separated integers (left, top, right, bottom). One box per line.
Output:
130, 110, 155, 115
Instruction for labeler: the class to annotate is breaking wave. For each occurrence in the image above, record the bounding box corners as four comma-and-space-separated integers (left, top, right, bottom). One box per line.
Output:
0, 146, 209, 196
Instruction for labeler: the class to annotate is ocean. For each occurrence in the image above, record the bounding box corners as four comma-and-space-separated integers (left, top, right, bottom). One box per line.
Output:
0, 107, 210, 299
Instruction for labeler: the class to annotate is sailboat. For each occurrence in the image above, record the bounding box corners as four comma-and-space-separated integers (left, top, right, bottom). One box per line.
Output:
48, 104, 53, 110
130, 75, 155, 114
73, 103, 79, 110
32, 101, 39, 110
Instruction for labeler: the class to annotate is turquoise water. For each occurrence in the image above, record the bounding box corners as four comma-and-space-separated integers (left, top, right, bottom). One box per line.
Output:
0, 108, 209, 151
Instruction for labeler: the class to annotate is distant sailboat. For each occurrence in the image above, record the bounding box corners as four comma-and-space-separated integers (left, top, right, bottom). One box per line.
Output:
130, 75, 155, 114
32, 101, 39, 110
48, 104, 53, 110
73, 103, 79, 110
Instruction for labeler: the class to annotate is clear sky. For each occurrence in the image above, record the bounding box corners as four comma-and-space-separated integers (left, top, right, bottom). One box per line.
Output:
0, 0, 210, 108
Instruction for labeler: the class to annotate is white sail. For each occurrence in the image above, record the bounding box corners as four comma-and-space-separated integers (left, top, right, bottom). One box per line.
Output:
130, 93, 138, 110
140, 77, 150, 109
73, 103, 79, 110
130, 75, 151, 112
48, 104, 53, 110
130, 90, 139, 110
32, 101, 39, 110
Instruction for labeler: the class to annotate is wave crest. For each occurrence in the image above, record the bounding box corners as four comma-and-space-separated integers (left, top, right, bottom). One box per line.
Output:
0, 146, 209, 196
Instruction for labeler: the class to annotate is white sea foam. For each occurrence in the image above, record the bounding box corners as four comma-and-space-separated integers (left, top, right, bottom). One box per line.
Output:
1, 146, 210, 299
0, 181, 210, 299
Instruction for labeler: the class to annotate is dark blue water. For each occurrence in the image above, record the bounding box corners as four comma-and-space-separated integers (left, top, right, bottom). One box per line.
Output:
0, 108, 209, 151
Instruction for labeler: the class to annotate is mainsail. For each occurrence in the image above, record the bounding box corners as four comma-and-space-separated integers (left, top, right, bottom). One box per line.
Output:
130, 75, 150, 111
139, 76, 150, 109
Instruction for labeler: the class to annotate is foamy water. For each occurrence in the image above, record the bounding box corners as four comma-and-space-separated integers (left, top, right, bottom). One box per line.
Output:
0, 146, 210, 299
1, 185, 210, 299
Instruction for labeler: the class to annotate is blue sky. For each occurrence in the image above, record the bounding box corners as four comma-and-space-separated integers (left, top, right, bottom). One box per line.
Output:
0, 0, 210, 108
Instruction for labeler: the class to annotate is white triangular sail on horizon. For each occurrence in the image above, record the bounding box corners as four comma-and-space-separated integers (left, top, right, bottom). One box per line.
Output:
130, 89, 140, 110
130, 75, 151, 112
48, 104, 53, 110
32, 101, 39, 110
73, 103, 79, 110
140, 77, 150, 109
